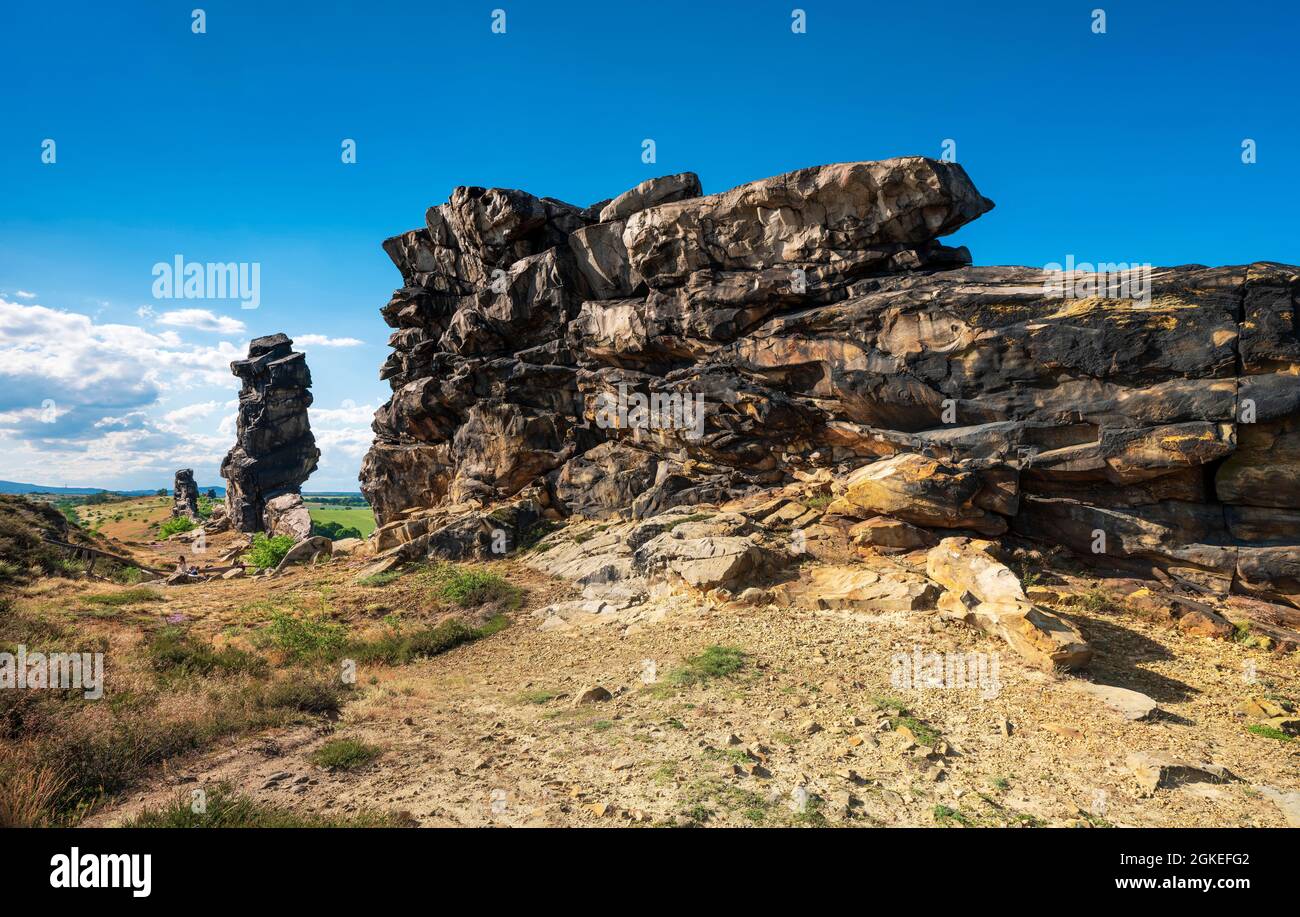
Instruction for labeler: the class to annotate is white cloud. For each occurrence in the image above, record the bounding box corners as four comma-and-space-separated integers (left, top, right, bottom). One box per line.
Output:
15, 290, 37, 300
0, 297, 380, 491
162, 400, 223, 426
295, 334, 363, 347
157, 308, 247, 334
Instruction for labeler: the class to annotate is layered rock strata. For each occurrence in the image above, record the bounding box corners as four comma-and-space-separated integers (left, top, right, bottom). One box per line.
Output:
360, 158, 1300, 608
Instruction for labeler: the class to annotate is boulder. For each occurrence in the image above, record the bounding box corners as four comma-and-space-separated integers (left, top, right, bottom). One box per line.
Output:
263, 492, 313, 541
849, 516, 935, 552
598, 172, 702, 223
926, 537, 1092, 670
1127, 752, 1236, 793
1071, 681, 1159, 721
790, 565, 940, 613
273, 536, 333, 574
830, 454, 1009, 535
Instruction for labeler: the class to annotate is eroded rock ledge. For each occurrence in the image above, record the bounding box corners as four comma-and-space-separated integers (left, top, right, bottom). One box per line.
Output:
359, 157, 1300, 615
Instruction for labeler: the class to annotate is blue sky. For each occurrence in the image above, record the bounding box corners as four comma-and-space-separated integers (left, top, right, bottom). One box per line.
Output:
0, 0, 1296, 490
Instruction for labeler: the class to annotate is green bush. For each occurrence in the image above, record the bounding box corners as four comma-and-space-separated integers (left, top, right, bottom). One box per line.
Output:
243, 533, 296, 571
110, 565, 144, 585
158, 516, 197, 538
421, 563, 522, 608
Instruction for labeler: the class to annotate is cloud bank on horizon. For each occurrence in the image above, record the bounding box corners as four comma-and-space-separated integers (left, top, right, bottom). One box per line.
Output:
0, 294, 374, 491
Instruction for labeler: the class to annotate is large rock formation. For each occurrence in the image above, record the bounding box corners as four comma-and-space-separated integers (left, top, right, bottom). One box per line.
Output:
172, 468, 199, 520
221, 333, 320, 539
360, 157, 1300, 608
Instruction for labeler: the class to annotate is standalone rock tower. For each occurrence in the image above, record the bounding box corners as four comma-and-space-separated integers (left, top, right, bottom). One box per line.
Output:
172, 468, 200, 520
221, 333, 320, 539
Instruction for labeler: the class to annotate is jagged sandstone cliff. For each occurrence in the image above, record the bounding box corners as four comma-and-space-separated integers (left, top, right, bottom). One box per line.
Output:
359, 157, 1300, 611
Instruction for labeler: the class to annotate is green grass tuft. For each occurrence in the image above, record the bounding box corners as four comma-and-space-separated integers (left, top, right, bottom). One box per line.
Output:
309, 738, 381, 770
83, 587, 164, 607
667, 645, 746, 686
124, 784, 402, 827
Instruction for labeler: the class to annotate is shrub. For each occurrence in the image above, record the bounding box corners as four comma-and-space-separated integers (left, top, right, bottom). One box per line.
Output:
158, 516, 197, 538
309, 738, 380, 770
243, 533, 296, 571
265, 611, 348, 662
256, 676, 346, 714
110, 565, 144, 585
344, 615, 508, 666
422, 563, 521, 608
146, 627, 267, 677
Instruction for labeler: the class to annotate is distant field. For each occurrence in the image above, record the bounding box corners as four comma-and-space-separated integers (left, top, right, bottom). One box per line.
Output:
307, 504, 376, 537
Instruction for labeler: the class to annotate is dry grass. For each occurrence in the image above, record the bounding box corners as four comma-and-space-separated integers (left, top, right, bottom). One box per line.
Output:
0, 751, 70, 827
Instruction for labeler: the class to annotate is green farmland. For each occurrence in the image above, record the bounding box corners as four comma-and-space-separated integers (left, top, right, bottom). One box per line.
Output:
304, 497, 376, 538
